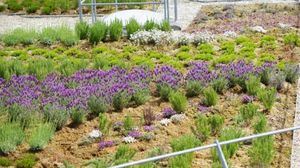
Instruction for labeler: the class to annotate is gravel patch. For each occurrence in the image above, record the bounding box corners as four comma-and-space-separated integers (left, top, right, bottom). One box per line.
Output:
291, 63, 300, 168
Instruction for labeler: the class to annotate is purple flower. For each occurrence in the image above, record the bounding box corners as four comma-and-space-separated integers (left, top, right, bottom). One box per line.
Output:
144, 125, 155, 132
99, 140, 115, 150
162, 108, 177, 118
128, 130, 141, 138
198, 105, 211, 113
242, 95, 254, 104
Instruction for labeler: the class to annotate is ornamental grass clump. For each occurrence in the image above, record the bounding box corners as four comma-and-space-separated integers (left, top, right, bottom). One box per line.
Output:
245, 75, 261, 96
56, 26, 79, 46
193, 114, 210, 141
98, 113, 110, 135
15, 154, 37, 168
249, 136, 274, 167
123, 116, 134, 132
144, 20, 159, 31
238, 103, 258, 124
254, 114, 268, 133
38, 27, 58, 45
43, 105, 69, 130
208, 114, 224, 135
212, 127, 244, 162
113, 91, 131, 111
27, 59, 54, 80
126, 18, 141, 38
2, 28, 37, 46
109, 19, 123, 41
89, 21, 107, 44
169, 91, 188, 113
132, 89, 151, 106
159, 20, 171, 32
70, 108, 86, 126
75, 21, 89, 40
0, 123, 25, 154
8, 104, 35, 129
88, 96, 109, 116
260, 68, 272, 85
203, 87, 218, 106
212, 77, 228, 94
113, 145, 136, 165
258, 87, 276, 111
185, 80, 203, 97
284, 64, 299, 83
29, 123, 55, 151
169, 135, 201, 168
157, 84, 173, 101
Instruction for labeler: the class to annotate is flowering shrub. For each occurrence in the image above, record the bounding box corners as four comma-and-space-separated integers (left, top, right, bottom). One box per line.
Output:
162, 108, 177, 119
99, 140, 115, 150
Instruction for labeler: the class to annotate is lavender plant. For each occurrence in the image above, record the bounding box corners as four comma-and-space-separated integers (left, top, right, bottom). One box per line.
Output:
270, 70, 286, 91
113, 145, 136, 165
89, 21, 107, 44
70, 108, 86, 126
193, 114, 210, 141
123, 116, 134, 132
109, 19, 123, 41
208, 114, 224, 135
254, 114, 268, 133
99, 113, 110, 135
126, 18, 141, 38
169, 91, 188, 113
88, 96, 109, 115
157, 84, 173, 101
203, 87, 218, 106
284, 64, 299, 83
29, 123, 55, 151
132, 89, 151, 106
75, 21, 89, 40
249, 136, 274, 167
258, 87, 277, 111
43, 105, 69, 130
113, 91, 131, 111
0, 123, 25, 154
212, 77, 228, 94
162, 108, 177, 118
239, 103, 258, 124
245, 75, 261, 96
185, 80, 203, 97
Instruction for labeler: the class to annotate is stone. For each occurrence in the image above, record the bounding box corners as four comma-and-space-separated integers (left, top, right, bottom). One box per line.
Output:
102, 9, 164, 26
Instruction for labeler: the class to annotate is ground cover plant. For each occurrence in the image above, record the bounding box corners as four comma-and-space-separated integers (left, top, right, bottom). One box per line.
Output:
0, 14, 299, 167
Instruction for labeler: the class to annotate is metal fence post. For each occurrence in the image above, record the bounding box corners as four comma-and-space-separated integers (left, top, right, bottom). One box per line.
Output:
152, 0, 155, 11
78, 0, 83, 21
174, 0, 177, 22
166, 0, 169, 22
215, 140, 229, 168
163, 0, 167, 20
115, 0, 118, 12
93, 0, 97, 22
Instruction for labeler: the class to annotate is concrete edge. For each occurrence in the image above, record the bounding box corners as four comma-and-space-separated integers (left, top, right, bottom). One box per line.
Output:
290, 63, 300, 168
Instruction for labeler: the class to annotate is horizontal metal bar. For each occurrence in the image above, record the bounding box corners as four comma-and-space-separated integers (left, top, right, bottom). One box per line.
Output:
110, 126, 300, 168
81, 2, 163, 6
81, 0, 86, 3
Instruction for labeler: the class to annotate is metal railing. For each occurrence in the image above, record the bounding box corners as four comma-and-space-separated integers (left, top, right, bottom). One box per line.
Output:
78, 0, 178, 23
110, 125, 300, 168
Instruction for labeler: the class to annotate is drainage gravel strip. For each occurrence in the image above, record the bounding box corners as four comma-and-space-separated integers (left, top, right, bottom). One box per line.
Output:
290, 63, 300, 168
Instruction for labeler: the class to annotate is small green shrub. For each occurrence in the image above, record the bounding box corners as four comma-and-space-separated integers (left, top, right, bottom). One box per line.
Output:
123, 116, 134, 132
284, 64, 299, 83
98, 113, 110, 135
75, 21, 89, 40
16, 154, 37, 168
249, 136, 274, 167
112, 91, 131, 111
260, 68, 272, 85
126, 18, 141, 38
144, 20, 159, 31
43, 105, 69, 130
193, 114, 210, 141
88, 96, 109, 115
2, 28, 37, 46
212, 77, 228, 94
203, 87, 218, 106
29, 123, 55, 151
7, 104, 34, 129
132, 89, 151, 106
0, 4, 6, 12
198, 43, 214, 54
27, 59, 54, 80
0, 157, 12, 167
113, 145, 136, 165
109, 19, 123, 41
89, 21, 107, 44
159, 20, 171, 32
212, 127, 243, 161
82, 159, 108, 168
185, 80, 203, 97
195, 53, 213, 61
208, 114, 224, 135
215, 54, 236, 64
157, 84, 173, 101
39, 27, 57, 45
0, 123, 25, 154
41, 6, 52, 15
284, 33, 300, 47
254, 114, 268, 133
169, 91, 188, 113
258, 87, 276, 111
6, 0, 22, 12
245, 75, 261, 96
220, 41, 235, 54
56, 26, 79, 46
260, 35, 276, 50
239, 103, 258, 124
176, 52, 192, 61
169, 135, 201, 168
70, 108, 86, 125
